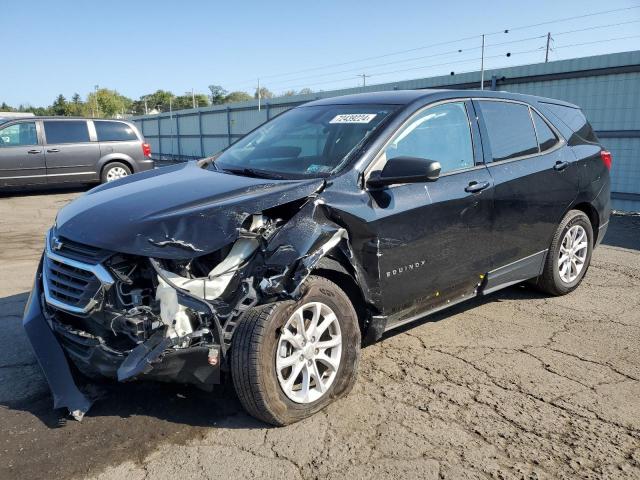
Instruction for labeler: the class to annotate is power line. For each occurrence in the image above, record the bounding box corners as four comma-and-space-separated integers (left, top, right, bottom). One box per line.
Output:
265, 21, 640, 92
228, 5, 640, 89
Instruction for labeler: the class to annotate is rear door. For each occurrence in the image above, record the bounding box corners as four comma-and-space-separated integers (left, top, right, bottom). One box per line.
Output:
366, 100, 495, 325
43, 120, 100, 183
0, 120, 46, 186
474, 99, 579, 275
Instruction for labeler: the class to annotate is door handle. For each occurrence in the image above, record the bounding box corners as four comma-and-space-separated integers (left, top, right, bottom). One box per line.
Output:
465, 181, 490, 193
46, 148, 60, 153
27, 149, 41, 154
553, 160, 569, 171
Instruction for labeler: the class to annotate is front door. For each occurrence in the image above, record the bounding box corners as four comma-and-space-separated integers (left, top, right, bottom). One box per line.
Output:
366, 100, 494, 325
43, 120, 101, 183
0, 120, 45, 187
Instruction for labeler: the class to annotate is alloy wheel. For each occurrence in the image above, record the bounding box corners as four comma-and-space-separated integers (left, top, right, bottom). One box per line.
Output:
106, 166, 129, 182
275, 302, 342, 404
558, 224, 588, 283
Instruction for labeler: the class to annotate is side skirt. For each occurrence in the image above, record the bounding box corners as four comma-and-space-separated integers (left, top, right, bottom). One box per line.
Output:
379, 249, 548, 335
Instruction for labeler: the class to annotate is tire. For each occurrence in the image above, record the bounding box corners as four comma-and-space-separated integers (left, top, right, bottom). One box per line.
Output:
231, 275, 360, 426
536, 209, 593, 296
101, 162, 131, 183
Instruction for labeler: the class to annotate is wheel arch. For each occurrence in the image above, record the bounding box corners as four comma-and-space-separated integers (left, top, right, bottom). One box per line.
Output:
99, 156, 135, 175
571, 201, 600, 243
311, 255, 370, 336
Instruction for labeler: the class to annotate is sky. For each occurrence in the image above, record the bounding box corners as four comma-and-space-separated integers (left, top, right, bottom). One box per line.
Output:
2, 0, 639, 107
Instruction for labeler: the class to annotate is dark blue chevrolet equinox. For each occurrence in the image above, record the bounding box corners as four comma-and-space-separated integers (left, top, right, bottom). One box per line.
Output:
23, 90, 611, 425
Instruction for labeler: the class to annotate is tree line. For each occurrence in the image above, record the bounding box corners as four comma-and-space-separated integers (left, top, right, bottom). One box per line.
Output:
1, 85, 315, 118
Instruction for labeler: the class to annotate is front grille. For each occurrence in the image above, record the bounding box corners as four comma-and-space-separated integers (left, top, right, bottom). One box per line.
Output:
43, 230, 114, 314
50, 234, 113, 264
44, 258, 102, 311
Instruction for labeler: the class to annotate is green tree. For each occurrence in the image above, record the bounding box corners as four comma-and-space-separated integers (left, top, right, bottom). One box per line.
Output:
254, 87, 273, 100
0, 102, 14, 111
68, 93, 86, 116
298, 88, 313, 95
86, 88, 132, 117
173, 92, 210, 110
224, 91, 252, 103
282, 90, 296, 96
208, 85, 228, 105
51, 94, 69, 116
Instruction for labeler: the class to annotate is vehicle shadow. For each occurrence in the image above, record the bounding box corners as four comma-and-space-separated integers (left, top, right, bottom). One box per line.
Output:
381, 282, 545, 340
0, 291, 257, 430
601, 214, 640, 251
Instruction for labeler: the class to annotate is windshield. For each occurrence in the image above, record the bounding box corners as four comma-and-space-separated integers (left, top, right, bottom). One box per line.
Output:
213, 104, 398, 179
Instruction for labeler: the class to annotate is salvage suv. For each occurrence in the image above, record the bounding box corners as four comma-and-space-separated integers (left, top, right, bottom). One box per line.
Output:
24, 90, 611, 425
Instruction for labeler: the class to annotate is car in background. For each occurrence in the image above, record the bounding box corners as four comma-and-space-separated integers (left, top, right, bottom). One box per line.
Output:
0, 117, 154, 187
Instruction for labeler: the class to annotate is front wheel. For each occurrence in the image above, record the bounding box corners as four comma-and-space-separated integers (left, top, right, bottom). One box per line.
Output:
535, 209, 594, 295
231, 275, 360, 426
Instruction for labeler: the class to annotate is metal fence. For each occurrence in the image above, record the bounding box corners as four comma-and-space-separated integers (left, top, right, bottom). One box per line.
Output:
132, 50, 640, 209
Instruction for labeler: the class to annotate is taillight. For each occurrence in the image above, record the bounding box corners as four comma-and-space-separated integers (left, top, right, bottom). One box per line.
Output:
600, 150, 612, 170
142, 143, 151, 158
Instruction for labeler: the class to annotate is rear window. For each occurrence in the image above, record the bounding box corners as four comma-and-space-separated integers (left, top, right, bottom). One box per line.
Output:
95, 121, 138, 142
44, 120, 90, 144
541, 103, 598, 144
477, 101, 538, 161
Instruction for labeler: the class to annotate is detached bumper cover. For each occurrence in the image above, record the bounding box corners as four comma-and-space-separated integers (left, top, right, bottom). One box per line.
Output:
22, 259, 93, 419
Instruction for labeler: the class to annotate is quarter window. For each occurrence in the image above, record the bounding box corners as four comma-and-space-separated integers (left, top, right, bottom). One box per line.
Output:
95, 121, 138, 142
384, 102, 474, 174
478, 101, 538, 161
44, 121, 90, 144
0, 122, 38, 147
532, 110, 558, 152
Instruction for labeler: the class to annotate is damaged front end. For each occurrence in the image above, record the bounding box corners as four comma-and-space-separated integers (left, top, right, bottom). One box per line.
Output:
24, 194, 352, 420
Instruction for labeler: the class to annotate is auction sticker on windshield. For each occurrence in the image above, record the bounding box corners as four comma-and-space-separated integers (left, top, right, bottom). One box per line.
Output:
329, 113, 377, 124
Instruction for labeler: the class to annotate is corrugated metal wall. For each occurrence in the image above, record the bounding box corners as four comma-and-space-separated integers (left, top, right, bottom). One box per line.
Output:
132, 51, 640, 209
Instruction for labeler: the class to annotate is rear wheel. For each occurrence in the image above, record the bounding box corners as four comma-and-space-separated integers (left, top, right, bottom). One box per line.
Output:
101, 162, 131, 183
536, 210, 593, 295
231, 276, 360, 426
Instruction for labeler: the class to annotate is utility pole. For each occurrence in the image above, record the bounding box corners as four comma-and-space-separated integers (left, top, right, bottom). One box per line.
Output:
257, 78, 261, 112
480, 35, 485, 90
545, 32, 552, 62
144, 97, 148, 115
192, 88, 196, 108
94, 84, 100, 117
357, 73, 370, 87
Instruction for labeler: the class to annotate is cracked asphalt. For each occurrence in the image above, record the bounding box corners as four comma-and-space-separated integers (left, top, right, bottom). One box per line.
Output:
1, 187, 639, 480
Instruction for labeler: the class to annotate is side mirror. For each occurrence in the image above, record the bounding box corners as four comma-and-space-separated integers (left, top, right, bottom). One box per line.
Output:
366, 156, 441, 188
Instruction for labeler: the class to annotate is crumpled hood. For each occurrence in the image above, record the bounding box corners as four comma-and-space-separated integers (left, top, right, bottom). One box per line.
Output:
55, 162, 324, 259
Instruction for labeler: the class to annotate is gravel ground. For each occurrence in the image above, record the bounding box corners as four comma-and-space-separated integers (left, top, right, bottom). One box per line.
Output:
1, 187, 639, 480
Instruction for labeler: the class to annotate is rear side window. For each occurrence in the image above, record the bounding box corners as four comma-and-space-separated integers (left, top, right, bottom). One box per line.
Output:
44, 121, 90, 144
478, 101, 538, 161
542, 103, 598, 144
95, 121, 138, 142
532, 111, 559, 152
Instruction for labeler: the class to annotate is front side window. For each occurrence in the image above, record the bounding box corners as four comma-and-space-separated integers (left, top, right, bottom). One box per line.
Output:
0, 122, 38, 147
384, 101, 474, 174
478, 101, 538, 161
95, 121, 138, 142
214, 104, 397, 178
532, 110, 559, 152
44, 120, 90, 144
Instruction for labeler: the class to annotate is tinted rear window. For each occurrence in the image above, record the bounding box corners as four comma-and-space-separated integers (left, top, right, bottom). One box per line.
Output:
478, 101, 538, 161
541, 103, 598, 144
532, 111, 559, 152
95, 121, 138, 142
44, 120, 90, 144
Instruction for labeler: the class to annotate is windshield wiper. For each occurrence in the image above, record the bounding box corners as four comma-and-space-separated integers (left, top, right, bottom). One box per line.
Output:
220, 167, 287, 180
